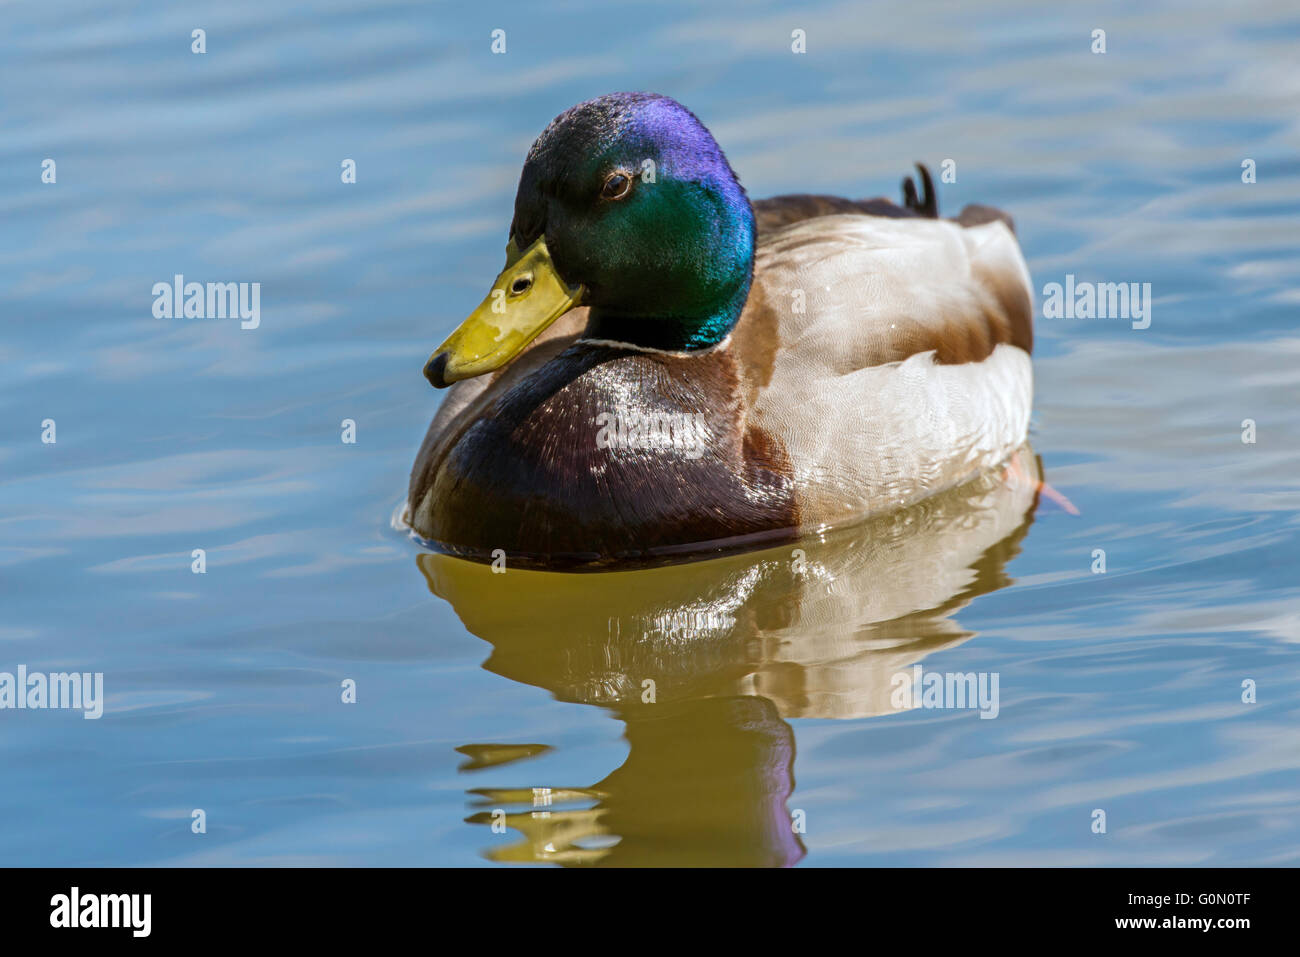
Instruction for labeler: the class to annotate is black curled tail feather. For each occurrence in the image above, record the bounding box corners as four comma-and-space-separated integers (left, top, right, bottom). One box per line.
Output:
901, 163, 938, 218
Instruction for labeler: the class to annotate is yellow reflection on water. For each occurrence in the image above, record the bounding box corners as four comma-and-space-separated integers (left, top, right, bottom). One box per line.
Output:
417, 446, 1042, 866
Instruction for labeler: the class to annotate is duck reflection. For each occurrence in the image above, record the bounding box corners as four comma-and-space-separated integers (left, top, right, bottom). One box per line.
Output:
417, 445, 1043, 866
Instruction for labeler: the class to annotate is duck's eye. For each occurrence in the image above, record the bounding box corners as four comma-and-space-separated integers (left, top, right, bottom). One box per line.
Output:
509, 274, 533, 296
601, 171, 631, 200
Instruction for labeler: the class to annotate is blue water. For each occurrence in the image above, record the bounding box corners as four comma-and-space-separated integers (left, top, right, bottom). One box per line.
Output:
2, 0, 1299, 865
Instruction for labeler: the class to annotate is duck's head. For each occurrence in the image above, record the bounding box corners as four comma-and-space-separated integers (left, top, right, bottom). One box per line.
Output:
425, 92, 755, 387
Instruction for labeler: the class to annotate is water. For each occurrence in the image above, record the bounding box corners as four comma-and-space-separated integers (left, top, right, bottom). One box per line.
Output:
2, 0, 1298, 866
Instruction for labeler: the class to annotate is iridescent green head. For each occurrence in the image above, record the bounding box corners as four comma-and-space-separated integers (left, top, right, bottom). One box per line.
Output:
426, 93, 755, 387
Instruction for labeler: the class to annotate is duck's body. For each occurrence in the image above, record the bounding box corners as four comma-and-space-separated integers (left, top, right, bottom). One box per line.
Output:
408, 94, 1034, 568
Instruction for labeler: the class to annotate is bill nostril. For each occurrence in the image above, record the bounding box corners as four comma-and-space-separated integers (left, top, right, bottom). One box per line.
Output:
424, 352, 450, 388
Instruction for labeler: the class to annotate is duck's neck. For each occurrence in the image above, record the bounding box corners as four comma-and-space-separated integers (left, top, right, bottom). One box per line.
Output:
582, 276, 751, 352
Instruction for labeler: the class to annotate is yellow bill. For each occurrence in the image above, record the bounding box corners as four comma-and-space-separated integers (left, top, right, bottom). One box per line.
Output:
424, 237, 584, 388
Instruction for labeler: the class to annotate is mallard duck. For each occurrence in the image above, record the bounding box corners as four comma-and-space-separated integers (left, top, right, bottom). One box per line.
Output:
408, 92, 1034, 569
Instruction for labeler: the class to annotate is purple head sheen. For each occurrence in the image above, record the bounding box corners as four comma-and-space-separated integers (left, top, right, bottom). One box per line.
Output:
514, 93, 756, 350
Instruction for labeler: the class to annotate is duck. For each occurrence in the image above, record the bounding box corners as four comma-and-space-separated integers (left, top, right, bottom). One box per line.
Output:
407, 92, 1034, 569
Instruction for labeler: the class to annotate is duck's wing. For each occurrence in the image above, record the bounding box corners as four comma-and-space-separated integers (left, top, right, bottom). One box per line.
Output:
733, 213, 1035, 525
742, 213, 1033, 368
754, 163, 1017, 240
754, 193, 926, 234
